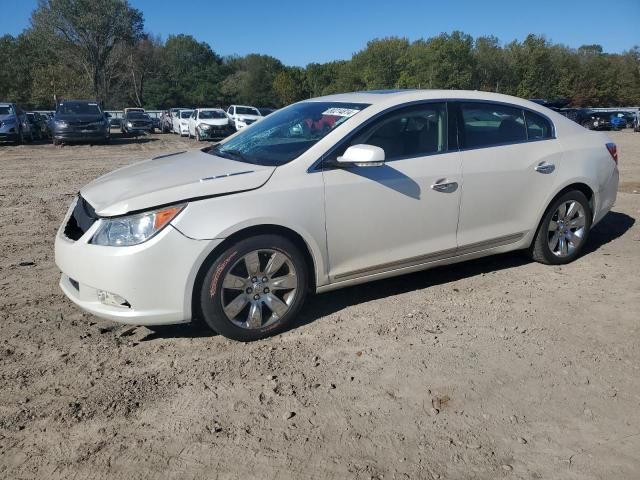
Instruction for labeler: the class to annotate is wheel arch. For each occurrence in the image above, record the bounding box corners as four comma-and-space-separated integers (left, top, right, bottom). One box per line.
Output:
530, 181, 595, 248
189, 224, 319, 323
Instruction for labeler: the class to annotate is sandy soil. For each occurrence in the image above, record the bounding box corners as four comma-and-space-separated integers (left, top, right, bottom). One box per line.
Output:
0, 130, 639, 480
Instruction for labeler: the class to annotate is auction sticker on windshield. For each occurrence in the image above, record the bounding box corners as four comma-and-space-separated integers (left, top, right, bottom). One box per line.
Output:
322, 108, 361, 117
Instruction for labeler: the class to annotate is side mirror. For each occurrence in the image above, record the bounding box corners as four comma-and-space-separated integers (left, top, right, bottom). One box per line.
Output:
337, 144, 385, 167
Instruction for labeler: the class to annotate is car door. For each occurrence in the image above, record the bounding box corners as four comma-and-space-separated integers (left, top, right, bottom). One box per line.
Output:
453, 101, 561, 248
322, 102, 463, 282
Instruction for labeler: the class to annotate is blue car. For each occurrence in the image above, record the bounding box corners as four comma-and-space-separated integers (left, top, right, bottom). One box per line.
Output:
610, 113, 628, 130
0, 102, 32, 143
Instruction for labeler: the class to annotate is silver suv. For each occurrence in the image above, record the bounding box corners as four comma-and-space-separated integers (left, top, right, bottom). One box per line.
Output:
0, 102, 32, 144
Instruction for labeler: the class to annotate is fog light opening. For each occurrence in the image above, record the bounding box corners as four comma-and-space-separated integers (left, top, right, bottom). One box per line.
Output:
97, 290, 131, 308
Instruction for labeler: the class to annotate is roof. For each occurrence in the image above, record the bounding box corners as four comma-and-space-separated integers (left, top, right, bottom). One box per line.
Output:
307, 89, 548, 111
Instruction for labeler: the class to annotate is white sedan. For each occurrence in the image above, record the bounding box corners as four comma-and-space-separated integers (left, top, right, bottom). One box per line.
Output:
55, 90, 619, 341
172, 109, 193, 136
187, 108, 235, 141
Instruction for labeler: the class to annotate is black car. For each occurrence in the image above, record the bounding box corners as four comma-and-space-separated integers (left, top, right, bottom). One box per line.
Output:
257, 107, 276, 116
50, 100, 110, 145
577, 110, 612, 131
26, 112, 49, 140
121, 111, 153, 135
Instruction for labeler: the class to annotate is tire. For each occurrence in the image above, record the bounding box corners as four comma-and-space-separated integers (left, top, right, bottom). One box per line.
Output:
196, 131, 201, 141
530, 190, 592, 265
199, 235, 308, 341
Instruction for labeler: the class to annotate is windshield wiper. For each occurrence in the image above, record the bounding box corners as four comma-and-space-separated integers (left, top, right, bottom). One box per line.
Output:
217, 149, 255, 164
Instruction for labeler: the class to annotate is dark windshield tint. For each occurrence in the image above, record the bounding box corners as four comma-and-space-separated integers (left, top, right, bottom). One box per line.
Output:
199, 110, 226, 119
180, 110, 193, 118
0, 105, 15, 115
58, 102, 102, 115
210, 102, 368, 166
236, 106, 261, 116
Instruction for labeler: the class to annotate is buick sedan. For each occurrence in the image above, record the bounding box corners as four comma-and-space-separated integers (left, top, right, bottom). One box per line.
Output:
55, 90, 619, 341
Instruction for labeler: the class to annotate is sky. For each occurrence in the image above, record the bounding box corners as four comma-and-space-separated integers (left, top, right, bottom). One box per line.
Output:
3, 0, 639, 66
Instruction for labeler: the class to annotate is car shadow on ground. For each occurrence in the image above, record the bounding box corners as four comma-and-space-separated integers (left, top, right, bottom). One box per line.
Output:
109, 135, 159, 145
142, 210, 636, 341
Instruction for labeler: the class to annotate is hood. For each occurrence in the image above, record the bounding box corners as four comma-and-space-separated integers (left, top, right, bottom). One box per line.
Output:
0, 114, 17, 122
81, 149, 275, 217
55, 113, 105, 123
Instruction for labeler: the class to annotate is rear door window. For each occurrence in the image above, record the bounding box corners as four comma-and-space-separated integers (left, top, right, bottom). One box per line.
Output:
460, 102, 526, 149
524, 110, 553, 140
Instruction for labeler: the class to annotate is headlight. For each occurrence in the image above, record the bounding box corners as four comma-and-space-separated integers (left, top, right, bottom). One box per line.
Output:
91, 204, 185, 246
54, 119, 68, 128
127, 122, 133, 127
198, 123, 211, 130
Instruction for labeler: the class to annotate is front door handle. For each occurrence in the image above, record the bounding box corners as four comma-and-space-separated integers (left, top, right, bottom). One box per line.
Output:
431, 180, 458, 193
535, 162, 555, 174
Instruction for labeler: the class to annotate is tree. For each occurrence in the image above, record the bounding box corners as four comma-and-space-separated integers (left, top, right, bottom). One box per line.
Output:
31, 0, 144, 106
273, 67, 309, 106
351, 37, 410, 89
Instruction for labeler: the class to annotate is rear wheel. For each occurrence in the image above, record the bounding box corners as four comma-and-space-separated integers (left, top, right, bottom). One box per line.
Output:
530, 190, 592, 265
199, 235, 308, 341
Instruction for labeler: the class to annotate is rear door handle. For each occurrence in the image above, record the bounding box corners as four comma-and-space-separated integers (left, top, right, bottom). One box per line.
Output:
535, 162, 555, 174
431, 180, 458, 193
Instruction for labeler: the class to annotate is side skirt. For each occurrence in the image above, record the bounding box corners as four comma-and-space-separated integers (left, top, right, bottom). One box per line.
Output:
317, 232, 526, 294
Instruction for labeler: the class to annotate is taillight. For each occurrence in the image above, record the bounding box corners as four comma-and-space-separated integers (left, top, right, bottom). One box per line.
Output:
606, 143, 618, 164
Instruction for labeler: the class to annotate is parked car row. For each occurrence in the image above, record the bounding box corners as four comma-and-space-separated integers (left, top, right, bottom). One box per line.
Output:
0, 102, 50, 143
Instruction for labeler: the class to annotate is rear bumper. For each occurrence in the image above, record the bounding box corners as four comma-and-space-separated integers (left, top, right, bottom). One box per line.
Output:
594, 167, 619, 226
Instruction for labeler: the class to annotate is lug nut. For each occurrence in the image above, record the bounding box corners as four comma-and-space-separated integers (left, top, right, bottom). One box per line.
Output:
262, 277, 268, 282
263, 287, 270, 294
246, 287, 253, 294
251, 277, 258, 282
253, 294, 260, 300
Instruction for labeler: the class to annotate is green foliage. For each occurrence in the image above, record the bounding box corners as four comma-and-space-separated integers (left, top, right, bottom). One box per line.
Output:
0, 3, 638, 110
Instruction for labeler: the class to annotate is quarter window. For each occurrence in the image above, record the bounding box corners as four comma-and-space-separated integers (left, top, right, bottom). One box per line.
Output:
460, 102, 526, 149
348, 103, 447, 160
525, 110, 553, 140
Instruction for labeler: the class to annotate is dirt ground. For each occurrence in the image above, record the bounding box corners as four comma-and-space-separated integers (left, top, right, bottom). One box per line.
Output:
0, 129, 638, 480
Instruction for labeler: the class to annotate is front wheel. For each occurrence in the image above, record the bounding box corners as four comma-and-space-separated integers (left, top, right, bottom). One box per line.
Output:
530, 190, 592, 265
199, 235, 308, 341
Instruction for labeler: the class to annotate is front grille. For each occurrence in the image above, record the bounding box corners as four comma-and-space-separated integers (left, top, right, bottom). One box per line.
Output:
244, 119, 255, 125
64, 196, 97, 241
132, 121, 149, 127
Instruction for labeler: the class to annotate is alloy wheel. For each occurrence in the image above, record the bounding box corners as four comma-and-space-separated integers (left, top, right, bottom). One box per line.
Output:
547, 200, 587, 257
221, 249, 298, 329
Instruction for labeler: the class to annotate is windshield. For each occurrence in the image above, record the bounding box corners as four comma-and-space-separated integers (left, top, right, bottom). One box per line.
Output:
128, 112, 149, 120
0, 105, 15, 115
199, 110, 226, 119
236, 106, 261, 116
180, 110, 193, 119
58, 102, 102, 115
210, 102, 368, 166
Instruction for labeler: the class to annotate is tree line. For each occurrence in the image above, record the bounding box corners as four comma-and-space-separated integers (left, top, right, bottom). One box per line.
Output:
1, 0, 638, 110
